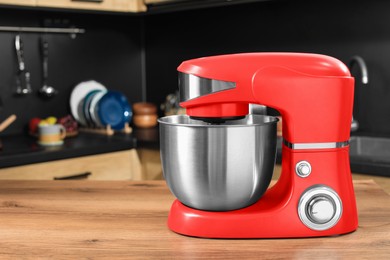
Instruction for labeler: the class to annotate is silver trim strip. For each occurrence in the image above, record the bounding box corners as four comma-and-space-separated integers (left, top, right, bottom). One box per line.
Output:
179, 72, 236, 102
283, 139, 349, 150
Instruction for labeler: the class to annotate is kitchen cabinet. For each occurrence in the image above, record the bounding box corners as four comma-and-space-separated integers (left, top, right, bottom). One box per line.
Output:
36, 0, 146, 12
137, 148, 163, 180
0, 0, 35, 6
0, 149, 142, 180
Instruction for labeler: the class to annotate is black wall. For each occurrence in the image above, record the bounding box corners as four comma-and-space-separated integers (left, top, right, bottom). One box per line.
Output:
1, 0, 390, 137
0, 9, 143, 135
145, 0, 390, 136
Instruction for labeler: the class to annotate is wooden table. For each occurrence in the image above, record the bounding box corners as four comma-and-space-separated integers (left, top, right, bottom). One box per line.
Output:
0, 180, 389, 259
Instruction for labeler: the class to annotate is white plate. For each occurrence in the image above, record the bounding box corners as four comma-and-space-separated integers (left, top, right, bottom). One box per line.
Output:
69, 80, 107, 126
89, 90, 107, 127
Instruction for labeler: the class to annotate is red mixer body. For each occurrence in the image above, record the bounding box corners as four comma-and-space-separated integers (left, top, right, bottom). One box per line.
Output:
167, 53, 358, 238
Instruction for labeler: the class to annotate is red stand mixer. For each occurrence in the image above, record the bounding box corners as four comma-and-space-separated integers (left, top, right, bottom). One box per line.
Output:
158, 53, 358, 238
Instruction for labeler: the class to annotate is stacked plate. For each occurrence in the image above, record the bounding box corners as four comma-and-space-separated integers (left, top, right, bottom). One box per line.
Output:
70, 80, 132, 130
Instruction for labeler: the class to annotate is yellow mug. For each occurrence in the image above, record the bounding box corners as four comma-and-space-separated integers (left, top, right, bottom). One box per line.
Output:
38, 124, 66, 146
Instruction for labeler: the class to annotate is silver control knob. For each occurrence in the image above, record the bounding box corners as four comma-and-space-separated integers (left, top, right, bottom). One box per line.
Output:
295, 161, 311, 177
298, 186, 342, 231
307, 196, 335, 224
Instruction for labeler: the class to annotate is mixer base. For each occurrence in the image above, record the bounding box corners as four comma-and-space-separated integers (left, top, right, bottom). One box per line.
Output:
168, 199, 357, 238
167, 147, 358, 238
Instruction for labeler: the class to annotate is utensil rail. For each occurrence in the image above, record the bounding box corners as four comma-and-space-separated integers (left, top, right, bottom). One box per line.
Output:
0, 26, 85, 38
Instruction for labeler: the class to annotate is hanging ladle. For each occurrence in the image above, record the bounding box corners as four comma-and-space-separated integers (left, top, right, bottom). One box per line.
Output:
39, 37, 58, 97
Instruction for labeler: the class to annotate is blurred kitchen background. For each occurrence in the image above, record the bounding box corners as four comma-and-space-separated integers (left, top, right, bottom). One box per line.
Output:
0, 0, 390, 181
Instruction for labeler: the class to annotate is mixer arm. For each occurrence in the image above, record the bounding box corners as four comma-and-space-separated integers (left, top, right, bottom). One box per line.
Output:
252, 66, 354, 143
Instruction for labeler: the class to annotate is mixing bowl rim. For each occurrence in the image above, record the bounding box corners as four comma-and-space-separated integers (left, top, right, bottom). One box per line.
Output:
158, 114, 278, 128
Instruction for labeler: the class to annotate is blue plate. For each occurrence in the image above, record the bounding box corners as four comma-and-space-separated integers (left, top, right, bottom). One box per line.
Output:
97, 91, 132, 130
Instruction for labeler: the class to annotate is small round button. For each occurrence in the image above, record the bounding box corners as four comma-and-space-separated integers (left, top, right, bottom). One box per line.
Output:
307, 196, 336, 224
296, 161, 311, 177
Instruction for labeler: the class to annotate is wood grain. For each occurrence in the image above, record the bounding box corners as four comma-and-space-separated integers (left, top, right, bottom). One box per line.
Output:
0, 180, 389, 259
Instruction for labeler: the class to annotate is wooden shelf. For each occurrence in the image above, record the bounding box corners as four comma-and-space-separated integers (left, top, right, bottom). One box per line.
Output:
0, 0, 35, 6
0, 0, 146, 13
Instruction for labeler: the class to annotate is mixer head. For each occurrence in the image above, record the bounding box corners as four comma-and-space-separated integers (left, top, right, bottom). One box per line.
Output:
177, 53, 354, 144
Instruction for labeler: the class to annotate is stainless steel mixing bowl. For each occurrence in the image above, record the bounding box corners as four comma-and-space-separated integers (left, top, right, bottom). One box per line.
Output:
158, 114, 278, 211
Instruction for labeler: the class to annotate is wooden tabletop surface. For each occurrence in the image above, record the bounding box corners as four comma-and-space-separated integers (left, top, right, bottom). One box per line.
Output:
0, 180, 389, 259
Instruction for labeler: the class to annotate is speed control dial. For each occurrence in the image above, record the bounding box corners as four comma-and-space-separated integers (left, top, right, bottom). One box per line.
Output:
307, 196, 336, 224
298, 186, 342, 231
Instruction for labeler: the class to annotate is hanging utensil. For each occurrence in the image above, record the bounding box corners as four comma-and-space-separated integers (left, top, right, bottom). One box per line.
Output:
0, 114, 17, 151
0, 114, 17, 132
15, 35, 32, 95
39, 36, 58, 97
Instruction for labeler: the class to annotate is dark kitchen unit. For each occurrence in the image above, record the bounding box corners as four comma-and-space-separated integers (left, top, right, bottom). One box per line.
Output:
0, 0, 390, 179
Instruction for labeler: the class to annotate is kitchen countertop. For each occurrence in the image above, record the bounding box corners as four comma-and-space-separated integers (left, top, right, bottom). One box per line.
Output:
0, 179, 389, 258
0, 132, 137, 168
275, 136, 390, 177
2, 127, 390, 182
